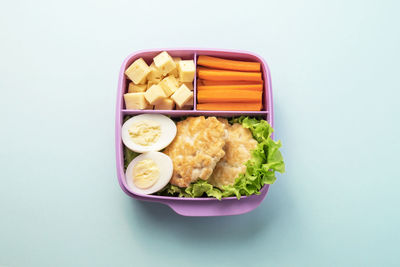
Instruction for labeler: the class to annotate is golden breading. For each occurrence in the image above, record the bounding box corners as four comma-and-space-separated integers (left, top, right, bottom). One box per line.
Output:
164, 116, 227, 187
208, 119, 258, 189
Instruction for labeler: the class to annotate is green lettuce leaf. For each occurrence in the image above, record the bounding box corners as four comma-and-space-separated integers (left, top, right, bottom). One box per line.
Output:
187, 180, 223, 200
158, 116, 285, 200
158, 180, 223, 199
124, 146, 139, 170
123, 115, 139, 169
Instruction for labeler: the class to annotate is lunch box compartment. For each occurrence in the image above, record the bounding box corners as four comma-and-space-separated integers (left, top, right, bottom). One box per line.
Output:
122, 51, 196, 110
116, 48, 273, 216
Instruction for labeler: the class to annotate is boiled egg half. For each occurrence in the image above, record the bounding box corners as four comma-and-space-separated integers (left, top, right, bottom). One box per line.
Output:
122, 114, 176, 153
125, 151, 173, 195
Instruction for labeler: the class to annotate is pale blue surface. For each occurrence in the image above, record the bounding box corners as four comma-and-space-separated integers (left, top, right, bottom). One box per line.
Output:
1, 0, 399, 266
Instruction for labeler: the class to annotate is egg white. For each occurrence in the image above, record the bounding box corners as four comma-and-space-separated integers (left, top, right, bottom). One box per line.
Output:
122, 114, 177, 153
125, 151, 173, 195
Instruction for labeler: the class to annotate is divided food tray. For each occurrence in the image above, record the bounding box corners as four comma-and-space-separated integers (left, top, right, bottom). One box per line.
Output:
115, 48, 274, 216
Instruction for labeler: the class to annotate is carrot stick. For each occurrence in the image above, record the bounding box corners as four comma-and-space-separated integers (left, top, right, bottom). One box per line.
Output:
196, 67, 212, 75
198, 79, 263, 86
198, 56, 261, 72
197, 90, 262, 103
197, 102, 262, 111
198, 84, 263, 91
198, 69, 262, 82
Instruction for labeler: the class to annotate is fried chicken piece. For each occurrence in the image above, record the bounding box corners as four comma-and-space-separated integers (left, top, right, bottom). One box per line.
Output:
208, 119, 258, 189
164, 116, 227, 188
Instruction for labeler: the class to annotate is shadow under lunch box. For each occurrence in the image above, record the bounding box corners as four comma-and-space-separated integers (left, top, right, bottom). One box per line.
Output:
115, 48, 274, 216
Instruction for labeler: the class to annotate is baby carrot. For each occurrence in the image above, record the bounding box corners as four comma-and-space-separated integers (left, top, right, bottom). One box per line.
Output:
197, 84, 263, 91
198, 69, 262, 82
198, 56, 261, 72
197, 102, 263, 111
197, 90, 262, 103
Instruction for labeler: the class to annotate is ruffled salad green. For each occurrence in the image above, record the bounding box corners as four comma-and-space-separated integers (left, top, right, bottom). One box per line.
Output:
123, 116, 285, 200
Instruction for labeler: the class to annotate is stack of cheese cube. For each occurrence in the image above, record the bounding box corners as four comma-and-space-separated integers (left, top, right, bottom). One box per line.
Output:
124, 51, 195, 110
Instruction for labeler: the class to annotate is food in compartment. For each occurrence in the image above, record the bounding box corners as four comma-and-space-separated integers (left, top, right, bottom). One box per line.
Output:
154, 51, 177, 75
144, 84, 166, 105
122, 116, 285, 199
197, 90, 262, 103
197, 68, 262, 82
178, 60, 196, 82
123, 92, 149, 110
197, 84, 263, 91
159, 75, 179, 97
197, 55, 261, 72
124, 58, 151, 84
121, 114, 177, 153
183, 82, 193, 90
128, 82, 147, 93
176, 106, 192, 110
125, 151, 173, 195
154, 98, 175, 110
196, 102, 262, 111
196, 55, 265, 111
124, 51, 195, 110
208, 119, 258, 188
147, 62, 163, 83
170, 84, 193, 108
169, 57, 181, 77
163, 116, 227, 188
198, 80, 262, 86
146, 81, 158, 90
176, 97, 193, 110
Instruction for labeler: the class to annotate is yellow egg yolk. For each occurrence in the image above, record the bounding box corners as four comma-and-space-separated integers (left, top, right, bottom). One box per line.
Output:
132, 159, 160, 189
129, 120, 161, 146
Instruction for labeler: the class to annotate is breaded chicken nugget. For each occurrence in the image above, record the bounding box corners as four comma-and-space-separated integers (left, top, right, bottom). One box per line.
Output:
164, 116, 227, 188
208, 119, 258, 188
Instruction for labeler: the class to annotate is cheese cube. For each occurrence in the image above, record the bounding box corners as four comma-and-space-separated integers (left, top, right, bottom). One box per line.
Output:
144, 84, 166, 105
125, 58, 150, 84
176, 104, 193, 110
169, 57, 182, 77
185, 95, 194, 106
171, 84, 193, 108
159, 75, 179, 97
147, 81, 158, 90
176, 94, 193, 110
147, 62, 163, 83
155, 98, 175, 110
183, 82, 193, 91
176, 105, 193, 110
124, 93, 149, 110
128, 82, 147, 93
153, 51, 176, 76
178, 60, 195, 83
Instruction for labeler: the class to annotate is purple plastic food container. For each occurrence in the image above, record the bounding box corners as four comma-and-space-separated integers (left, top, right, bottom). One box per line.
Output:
115, 48, 274, 216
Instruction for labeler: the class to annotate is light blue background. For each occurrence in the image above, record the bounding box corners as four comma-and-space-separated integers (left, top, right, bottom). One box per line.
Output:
1, 0, 399, 266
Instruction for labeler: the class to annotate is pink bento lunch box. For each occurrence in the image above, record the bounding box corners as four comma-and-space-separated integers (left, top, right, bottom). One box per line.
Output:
115, 48, 274, 216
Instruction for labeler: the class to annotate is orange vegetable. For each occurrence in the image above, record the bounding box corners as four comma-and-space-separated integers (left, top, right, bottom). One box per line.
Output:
196, 66, 210, 74
198, 69, 262, 82
197, 102, 262, 111
198, 84, 263, 91
197, 90, 262, 103
198, 55, 261, 72
198, 79, 263, 86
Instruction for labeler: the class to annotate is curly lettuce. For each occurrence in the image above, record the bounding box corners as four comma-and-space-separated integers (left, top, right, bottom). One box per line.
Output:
157, 116, 285, 200
124, 146, 139, 169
